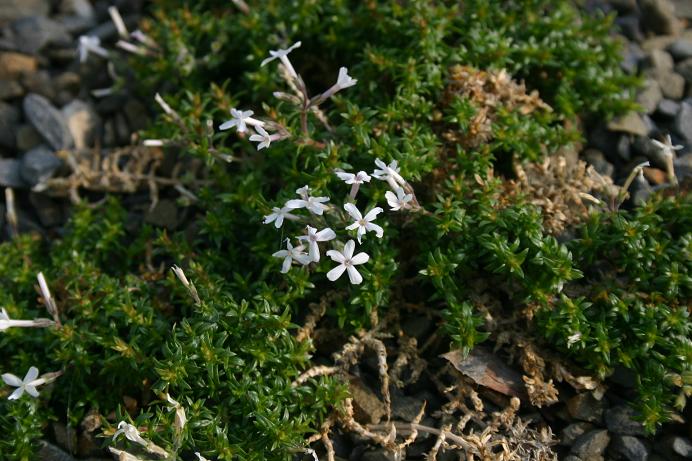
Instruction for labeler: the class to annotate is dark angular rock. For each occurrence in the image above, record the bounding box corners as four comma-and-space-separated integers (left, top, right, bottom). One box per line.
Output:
609, 435, 650, 461
0, 158, 25, 188
571, 429, 610, 460
621, 42, 645, 74
21, 70, 56, 101
608, 112, 649, 137
668, 39, 692, 61
20, 145, 62, 187
676, 58, 692, 83
0, 0, 50, 23
0, 79, 23, 100
566, 393, 605, 424
10, 16, 73, 55
0, 101, 19, 149
617, 135, 633, 161
674, 102, 692, 143
583, 149, 615, 177
16, 124, 42, 151
560, 422, 595, 446
657, 99, 680, 118
658, 72, 686, 100
670, 0, 692, 19
605, 405, 646, 436
675, 153, 692, 180
641, 49, 674, 73
360, 448, 398, 461
23, 93, 74, 150
616, 16, 643, 43
640, 0, 682, 35
636, 79, 662, 114
656, 435, 692, 459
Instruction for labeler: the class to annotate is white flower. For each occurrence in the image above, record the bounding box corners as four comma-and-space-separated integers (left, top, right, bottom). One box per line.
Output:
77, 35, 108, 62
113, 421, 148, 447
385, 187, 413, 211
249, 126, 273, 150
219, 108, 264, 133
272, 239, 311, 273
263, 207, 299, 228
285, 186, 330, 215
336, 67, 357, 90
299, 226, 336, 262
373, 158, 406, 190
195, 453, 209, 461
0, 308, 54, 331
335, 170, 371, 185
344, 203, 384, 243
651, 134, 684, 158
567, 332, 582, 348
261, 41, 302, 80
165, 393, 187, 433
2, 366, 44, 400
326, 240, 369, 285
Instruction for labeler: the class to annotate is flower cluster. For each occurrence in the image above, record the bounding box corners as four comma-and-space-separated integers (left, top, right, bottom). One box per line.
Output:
265, 158, 417, 284
219, 40, 357, 150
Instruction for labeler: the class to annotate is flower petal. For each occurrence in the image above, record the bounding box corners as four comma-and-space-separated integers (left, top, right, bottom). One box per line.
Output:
351, 252, 370, 265
326, 250, 345, 263
343, 240, 356, 259
24, 385, 39, 398
346, 266, 363, 284
364, 207, 383, 221
8, 387, 24, 400
343, 203, 362, 220
2, 373, 22, 387
285, 199, 307, 209
316, 228, 336, 241
24, 367, 39, 383
366, 222, 384, 238
219, 120, 237, 131
326, 264, 347, 282
281, 256, 292, 274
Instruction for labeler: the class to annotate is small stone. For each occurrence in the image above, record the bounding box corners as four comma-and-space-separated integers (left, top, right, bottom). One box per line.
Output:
23, 93, 74, 150
583, 149, 615, 177
391, 394, 425, 422
621, 42, 645, 74
608, 112, 649, 137
21, 70, 56, 101
0, 79, 23, 100
20, 145, 62, 187
636, 79, 662, 114
657, 72, 686, 100
16, 124, 42, 151
676, 58, 692, 83
37, 440, 77, 461
560, 422, 595, 446
640, 0, 682, 35
617, 135, 632, 161
675, 153, 692, 180
674, 102, 692, 143
605, 405, 647, 436
10, 16, 73, 55
609, 435, 650, 461
348, 376, 387, 425
0, 101, 19, 149
0, 52, 37, 80
62, 100, 100, 149
0, 0, 50, 23
0, 158, 25, 187
657, 435, 692, 459
60, 0, 96, 18
54, 72, 81, 94
571, 429, 611, 460
670, 0, 692, 19
632, 175, 653, 205
657, 98, 680, 117
566, 393, 604, 423
643, 166, 667, 185
668, 39, 692, 61
642, 35, 677, 53
616, 16, 644, 43
642, 49, 674, 73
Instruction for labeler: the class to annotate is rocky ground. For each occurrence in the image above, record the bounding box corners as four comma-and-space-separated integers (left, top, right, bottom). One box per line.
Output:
0, 1, 691, 461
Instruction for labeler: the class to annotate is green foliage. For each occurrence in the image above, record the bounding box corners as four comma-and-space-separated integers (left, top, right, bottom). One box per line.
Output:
536, 195, 692, 431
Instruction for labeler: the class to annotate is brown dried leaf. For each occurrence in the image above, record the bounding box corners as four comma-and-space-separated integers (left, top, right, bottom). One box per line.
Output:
442, 348, 527, 399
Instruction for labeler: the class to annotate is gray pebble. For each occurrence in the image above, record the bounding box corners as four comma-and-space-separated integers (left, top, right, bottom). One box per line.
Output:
567, 393, 605, 424
571, 429, 610, 459
656, 99, 680, 118
668, 39, 692, 61
0, 101, 19, 149
23, 93, 74, 150
657, 72, 686, 100
10, 16, 73, 55
560, 422, 595, 446
609, 435, 650, 461
640, 0, 682, 35
676, 58, 692, 83
0, 158, 25, 188
674, 102, 692, 143
605, 405, 646, 436
20, 145, 62, 187
636, 79, 662, 114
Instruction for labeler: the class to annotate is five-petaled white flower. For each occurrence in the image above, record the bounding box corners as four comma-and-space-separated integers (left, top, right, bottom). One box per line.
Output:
263, 207, 299, 228
335, 170, 371, 185
567, 332, 582, 348
326, 240, 369, 285
261, 41, 302, 80
286, 186, 330, 215
248, 126, 278, 150
113, 421, 148, 446
385, 187, 413, 211
2, 366, 44, 400
77, 35, 108, 63
344, 203, 384, 243
219, 108, 265, 133
651, 134, 684, 158
336, 67, 357, 90
373, 158, 406, 190
272, 239, 311, 273
299, 226, 336, 262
